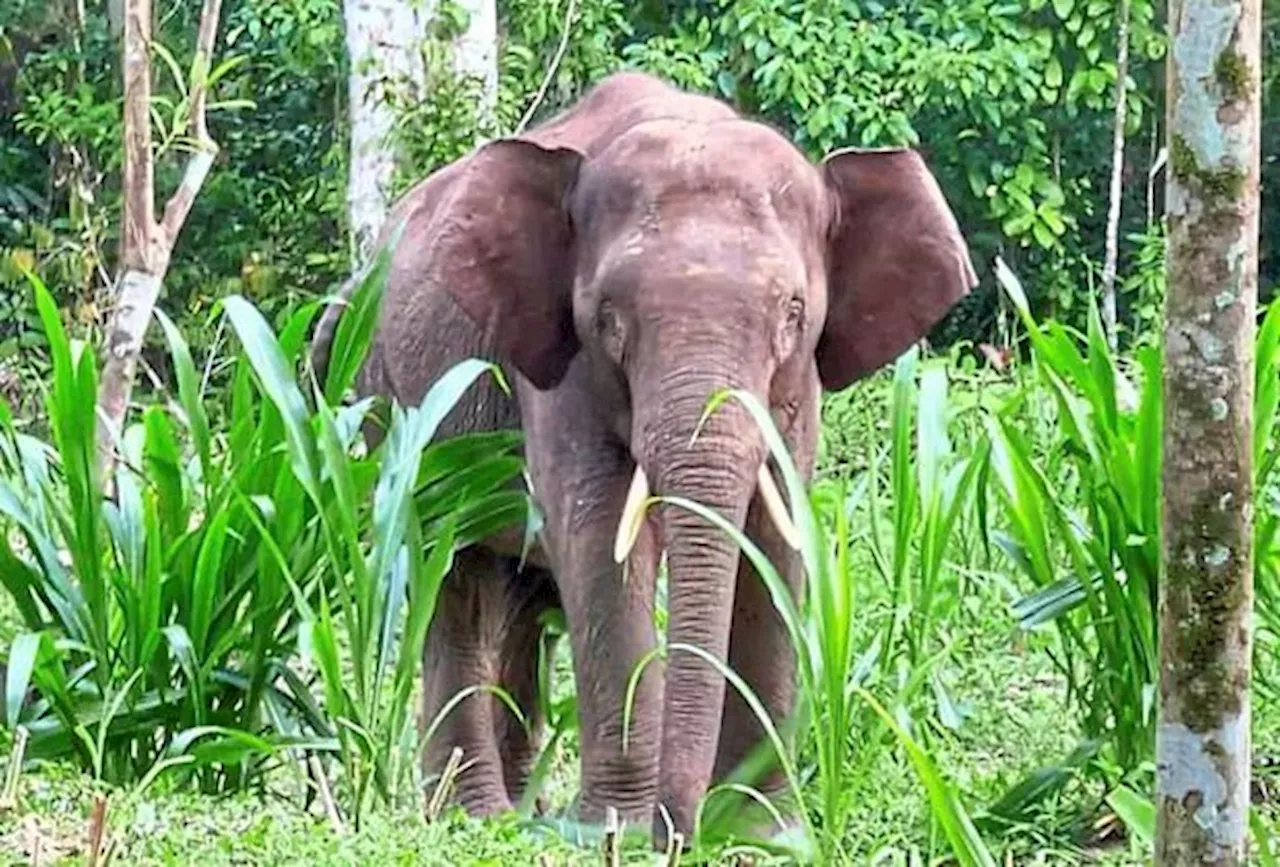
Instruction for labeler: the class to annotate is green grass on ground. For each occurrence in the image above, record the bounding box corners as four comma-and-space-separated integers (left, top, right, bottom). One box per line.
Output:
0, 572, 1274, 866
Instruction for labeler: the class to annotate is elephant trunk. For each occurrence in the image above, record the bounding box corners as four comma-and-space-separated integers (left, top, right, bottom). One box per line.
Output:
632, 364, 764, 839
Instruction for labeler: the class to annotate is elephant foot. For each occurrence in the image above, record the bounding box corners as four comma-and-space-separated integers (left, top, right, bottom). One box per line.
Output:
435, 762, 514, 820
451, 788, 514, 820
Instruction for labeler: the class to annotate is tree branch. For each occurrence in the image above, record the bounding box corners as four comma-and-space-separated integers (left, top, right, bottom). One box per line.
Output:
160, 0, 222, 242
98, 0, 224, 478
120, 0, 155, 274
514, 0, 577, 135
1099, 0, 1130, 349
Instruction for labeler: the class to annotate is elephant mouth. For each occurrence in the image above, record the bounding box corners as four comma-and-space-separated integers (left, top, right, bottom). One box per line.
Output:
611, 461, 801, 563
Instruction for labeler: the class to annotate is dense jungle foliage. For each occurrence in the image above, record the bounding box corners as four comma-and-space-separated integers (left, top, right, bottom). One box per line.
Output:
3, 0, 1278, 366
0, 0, 1278, 864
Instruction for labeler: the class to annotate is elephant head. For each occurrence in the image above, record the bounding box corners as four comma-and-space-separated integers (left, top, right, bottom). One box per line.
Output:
411, 115, 976, 833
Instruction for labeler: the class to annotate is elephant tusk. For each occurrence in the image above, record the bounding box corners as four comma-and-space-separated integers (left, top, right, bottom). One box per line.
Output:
613, 466, 651, 563
758, 463, 802, 551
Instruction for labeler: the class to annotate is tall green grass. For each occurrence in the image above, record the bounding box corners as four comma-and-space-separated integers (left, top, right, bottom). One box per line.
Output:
986, 260, 1280, 810
224, 296, 527, 824
0, 251, 528, 823
984, 259, 1160, 802
1253, 298, 1280, 692
865, 346, 987, 724
0, 272, 335, 789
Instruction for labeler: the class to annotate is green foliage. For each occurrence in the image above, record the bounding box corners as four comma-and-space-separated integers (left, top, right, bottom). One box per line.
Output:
1, 0, 1278, 859
1118, 223, 1166, 343
0, 254, 526, 820
499, 0, 633, 122
864, 347, 987, 719
1, 271, 335, 790
3, 0, 1276, 365
985, 262, 1280, 802
173, 0, 347, 311
608, 0, 1174, 340
381, 0, 499, 195
986, 259, 1159, 784
1254, 299, 1280, 695
1, 0, 348, 373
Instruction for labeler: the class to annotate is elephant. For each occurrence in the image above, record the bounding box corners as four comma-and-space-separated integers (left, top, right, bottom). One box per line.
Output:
310, 70, 977, 844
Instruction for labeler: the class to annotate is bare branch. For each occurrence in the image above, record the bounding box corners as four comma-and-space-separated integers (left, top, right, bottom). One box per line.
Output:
190, 0, 223, 135
99, 0, 224, 478
1098, 0, 1131, 349
306, 754, 345, 836
85, 793, 109, 867
514, 0, 577, 135
159, 145, 217, 245
160, 0, 223, 241
120, 0, 155, 274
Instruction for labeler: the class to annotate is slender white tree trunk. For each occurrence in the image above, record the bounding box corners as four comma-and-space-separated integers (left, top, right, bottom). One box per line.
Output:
1100, 0, 1130, 348
454, 0, 497, 125
343, 0, 431, 264
98, 0, 222, 477
1157, 0, 1260, 860
342, 0, 500, 263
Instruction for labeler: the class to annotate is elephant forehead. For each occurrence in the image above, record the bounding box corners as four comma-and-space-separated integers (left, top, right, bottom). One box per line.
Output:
588, 228, 807, 295
581, 121, 825, 219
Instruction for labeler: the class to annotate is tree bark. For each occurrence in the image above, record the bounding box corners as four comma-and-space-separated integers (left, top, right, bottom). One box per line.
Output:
1100, 0, 1131, 348
342, 0, 433, 264
453, 0, 497, 126
97, 0, 223, 477
1157, 0, 1260, 861
342, 0, 497, 261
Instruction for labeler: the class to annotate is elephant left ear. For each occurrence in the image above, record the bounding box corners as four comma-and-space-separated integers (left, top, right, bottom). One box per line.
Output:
817, 147, 978, 391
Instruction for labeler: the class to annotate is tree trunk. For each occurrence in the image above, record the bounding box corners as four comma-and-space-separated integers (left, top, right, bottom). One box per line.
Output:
107, 0, 125, 37
342, 0, 498, 262
1100, 0, 1131, 348
97, 0, 223, 478
454, 0, 498, 126
1157, 0, 1260, 860
342, 0, 432, 264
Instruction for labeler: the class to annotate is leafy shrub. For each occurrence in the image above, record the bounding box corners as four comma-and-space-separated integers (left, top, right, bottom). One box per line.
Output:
1, 272, 334, 791
987, 259, 1280, 800
863, 346, 988, 720
0, 247, 527, 822
1253, 297, 1280, 694
985, 259, 1159, 790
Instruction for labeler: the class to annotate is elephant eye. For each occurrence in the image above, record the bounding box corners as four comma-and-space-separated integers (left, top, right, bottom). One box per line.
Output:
598, 300, 627, 362
786, 297, 805, 326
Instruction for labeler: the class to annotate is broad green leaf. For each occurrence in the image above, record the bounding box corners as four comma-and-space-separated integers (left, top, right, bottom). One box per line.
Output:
155, 308, 215, 494
6, 632, 45, 728
1105, 785, 1155, 847
223, 295, 321, 502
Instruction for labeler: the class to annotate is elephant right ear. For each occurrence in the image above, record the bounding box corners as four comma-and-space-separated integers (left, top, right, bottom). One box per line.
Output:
425, 138, 585, 390
817, 147, 977, 391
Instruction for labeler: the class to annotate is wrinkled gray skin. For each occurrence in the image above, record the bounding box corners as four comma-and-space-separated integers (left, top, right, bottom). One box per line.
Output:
311, 71, 976, 844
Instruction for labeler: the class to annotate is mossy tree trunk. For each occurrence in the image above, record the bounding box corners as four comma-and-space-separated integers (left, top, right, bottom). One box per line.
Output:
1157, 0, 1260, 861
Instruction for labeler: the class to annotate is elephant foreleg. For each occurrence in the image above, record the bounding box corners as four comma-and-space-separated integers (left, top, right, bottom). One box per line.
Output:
493, 564, 561, 810
420, 549, 519, 816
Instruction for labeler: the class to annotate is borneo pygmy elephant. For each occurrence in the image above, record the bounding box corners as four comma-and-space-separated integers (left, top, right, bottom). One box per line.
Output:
310, 71, 977, 843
